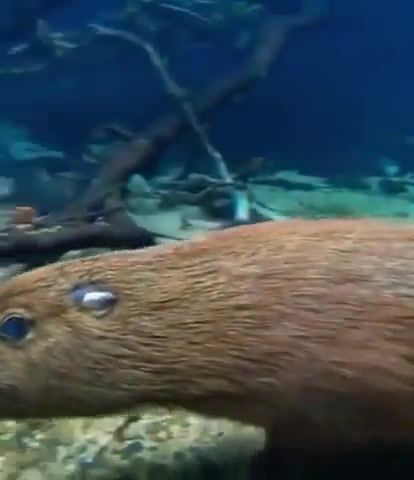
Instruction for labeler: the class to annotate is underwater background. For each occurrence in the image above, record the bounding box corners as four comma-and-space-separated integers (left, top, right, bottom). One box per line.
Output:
1, 0, 414, 478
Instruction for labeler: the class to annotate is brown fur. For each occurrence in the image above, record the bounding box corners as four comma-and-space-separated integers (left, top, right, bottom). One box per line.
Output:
2, 218, 414, 455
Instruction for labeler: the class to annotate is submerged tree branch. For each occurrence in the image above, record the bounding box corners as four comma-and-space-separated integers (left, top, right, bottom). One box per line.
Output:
61, 0, 328, 222
0, 0, 328, 271
0, 201, 158, 267
89, 23, 229, 184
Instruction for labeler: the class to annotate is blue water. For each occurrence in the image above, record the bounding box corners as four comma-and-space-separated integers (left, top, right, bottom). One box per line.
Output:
2, 1, 414, 478
1, 0, 414, 183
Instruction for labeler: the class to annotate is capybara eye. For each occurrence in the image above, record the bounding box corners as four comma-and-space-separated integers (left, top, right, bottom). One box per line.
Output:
70, 283, 117, 317
0, 314, 34, 344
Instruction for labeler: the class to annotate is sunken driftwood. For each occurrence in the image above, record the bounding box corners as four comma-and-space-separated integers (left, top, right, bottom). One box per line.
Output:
60, 0, 327, 222
0, 202, 157, 268
0, 0, 327, 270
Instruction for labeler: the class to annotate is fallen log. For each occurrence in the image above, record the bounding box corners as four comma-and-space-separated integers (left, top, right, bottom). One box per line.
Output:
0, 201, 157, 268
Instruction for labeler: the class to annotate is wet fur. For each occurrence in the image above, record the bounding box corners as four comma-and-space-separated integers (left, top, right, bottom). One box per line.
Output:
2, 218, 414, 462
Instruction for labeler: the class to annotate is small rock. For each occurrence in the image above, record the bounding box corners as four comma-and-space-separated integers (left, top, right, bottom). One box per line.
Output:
127, 174, 160, 214
127, 174, 153, 196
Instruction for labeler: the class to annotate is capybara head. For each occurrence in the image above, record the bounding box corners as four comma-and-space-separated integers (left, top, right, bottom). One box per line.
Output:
0, 248, 201, 419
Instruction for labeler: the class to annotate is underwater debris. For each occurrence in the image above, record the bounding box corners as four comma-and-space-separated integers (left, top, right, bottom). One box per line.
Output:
0, 0, 328, 275
0, 199, 158, 269
63, 0, 327, 226
0, 0, 326, 270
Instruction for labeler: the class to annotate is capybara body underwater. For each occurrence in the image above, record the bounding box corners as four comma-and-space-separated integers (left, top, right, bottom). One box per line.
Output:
2, 218, 414, 475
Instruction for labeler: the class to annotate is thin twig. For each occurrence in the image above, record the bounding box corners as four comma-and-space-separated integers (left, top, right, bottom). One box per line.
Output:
88, 24, 230, 183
